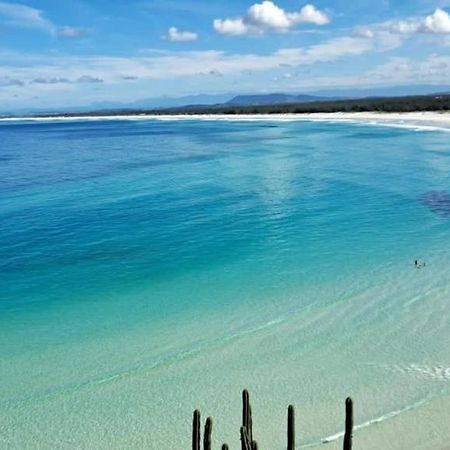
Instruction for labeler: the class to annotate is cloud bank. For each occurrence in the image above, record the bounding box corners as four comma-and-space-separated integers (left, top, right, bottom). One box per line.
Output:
355, 8, 450, 38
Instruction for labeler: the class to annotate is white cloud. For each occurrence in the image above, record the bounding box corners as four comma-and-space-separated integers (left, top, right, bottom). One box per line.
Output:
367, 55, 450, 84
274, 54, 450, 91
58, 26, 87, 38
423, 8, 450, 33
352, 26, 374, 38
213, 18, 248, 36
0, 1, 87, 38
165, 26, 198, 41
355, 8, 450, 38
214, 1, 329, 36
77, 75, 104, 83
0, 1, 55, 33
0, 34, 395, 92
32, 77, 69, 84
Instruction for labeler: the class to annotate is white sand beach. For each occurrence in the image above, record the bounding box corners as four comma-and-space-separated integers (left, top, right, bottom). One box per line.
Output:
153, 111, 450, 131
3, 111, 450, 132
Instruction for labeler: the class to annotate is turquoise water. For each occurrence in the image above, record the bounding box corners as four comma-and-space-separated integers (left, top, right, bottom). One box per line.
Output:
1, 117, 450, 449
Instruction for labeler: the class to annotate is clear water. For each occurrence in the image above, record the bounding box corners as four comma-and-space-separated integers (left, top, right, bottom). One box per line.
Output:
1, 118, 450, 449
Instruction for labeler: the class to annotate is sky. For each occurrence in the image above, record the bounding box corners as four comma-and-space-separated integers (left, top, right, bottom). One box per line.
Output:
0, 0, 450, 110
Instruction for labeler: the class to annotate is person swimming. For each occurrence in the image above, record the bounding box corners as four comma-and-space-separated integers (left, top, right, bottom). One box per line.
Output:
414, 259, 426, 269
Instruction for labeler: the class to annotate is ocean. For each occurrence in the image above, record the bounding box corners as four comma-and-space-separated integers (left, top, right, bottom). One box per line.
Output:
1, 117, 450, 449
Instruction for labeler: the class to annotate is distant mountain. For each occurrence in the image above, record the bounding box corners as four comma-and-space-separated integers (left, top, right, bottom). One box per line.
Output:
90, 93, 235, 111
4, 93, 236, 116
226, 93, 328, 106
219, 86, 450, 108
5, 84, 450, 116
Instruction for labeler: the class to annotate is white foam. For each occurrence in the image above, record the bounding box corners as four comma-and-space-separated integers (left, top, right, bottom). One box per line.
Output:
1, 112, 450, 132
316, 396, 429, 447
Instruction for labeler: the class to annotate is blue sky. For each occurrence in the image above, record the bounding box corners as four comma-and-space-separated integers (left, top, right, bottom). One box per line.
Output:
0, 0, 450, 110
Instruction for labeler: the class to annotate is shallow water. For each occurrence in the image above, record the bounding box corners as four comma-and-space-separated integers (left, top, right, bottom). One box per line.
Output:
1, 118, 450, 449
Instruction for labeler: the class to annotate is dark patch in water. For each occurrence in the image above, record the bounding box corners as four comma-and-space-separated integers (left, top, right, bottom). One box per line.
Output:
419, 190, 450, 218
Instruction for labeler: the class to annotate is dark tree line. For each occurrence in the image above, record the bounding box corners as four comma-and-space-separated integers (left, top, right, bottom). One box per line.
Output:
32, 93, 450, 119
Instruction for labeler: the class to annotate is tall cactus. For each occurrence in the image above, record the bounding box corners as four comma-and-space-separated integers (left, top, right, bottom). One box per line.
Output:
242, 390, 249, 430
240, 426, 252, 450
192, 410, 200, 450
287, 404, 295, 450
203, 417, 212, 450
242, 389, 254, 445
248, 401, 253, 443
343, 397, 353, 450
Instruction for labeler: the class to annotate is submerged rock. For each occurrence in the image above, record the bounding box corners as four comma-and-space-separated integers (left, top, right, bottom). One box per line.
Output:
419, 190, 450, 218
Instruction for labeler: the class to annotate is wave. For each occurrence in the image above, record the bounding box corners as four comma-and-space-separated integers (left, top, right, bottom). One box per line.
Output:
322, 396, 429, 444
1, 113, 450, 133
298, 395, 430, 448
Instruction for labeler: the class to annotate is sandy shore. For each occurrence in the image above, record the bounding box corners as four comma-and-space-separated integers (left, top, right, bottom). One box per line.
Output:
2, 111, 450, 131
154, 111, 450, 131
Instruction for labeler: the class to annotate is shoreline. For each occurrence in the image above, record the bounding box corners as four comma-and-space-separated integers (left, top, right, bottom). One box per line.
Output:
1, 111, 450, 131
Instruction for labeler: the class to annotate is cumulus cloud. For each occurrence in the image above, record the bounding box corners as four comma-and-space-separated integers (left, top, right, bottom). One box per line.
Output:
214, 1, 329, 36
164, 26, 198, 41
355, 8, 450, 38
58, 26, 87, 38
423, 8, 450, 33
213, 18, 248, 36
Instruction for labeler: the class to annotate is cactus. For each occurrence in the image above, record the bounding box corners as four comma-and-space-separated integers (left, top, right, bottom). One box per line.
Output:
240, 426, 252, 450
189, 391, 356, 450
287, 404, 295, 450
242, 389, 254, 445
343, 397, 353, 450
203, 417, 212, 450
192, 410, 200, 450
242, 390, 249, 430
248, 401, 253, 442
